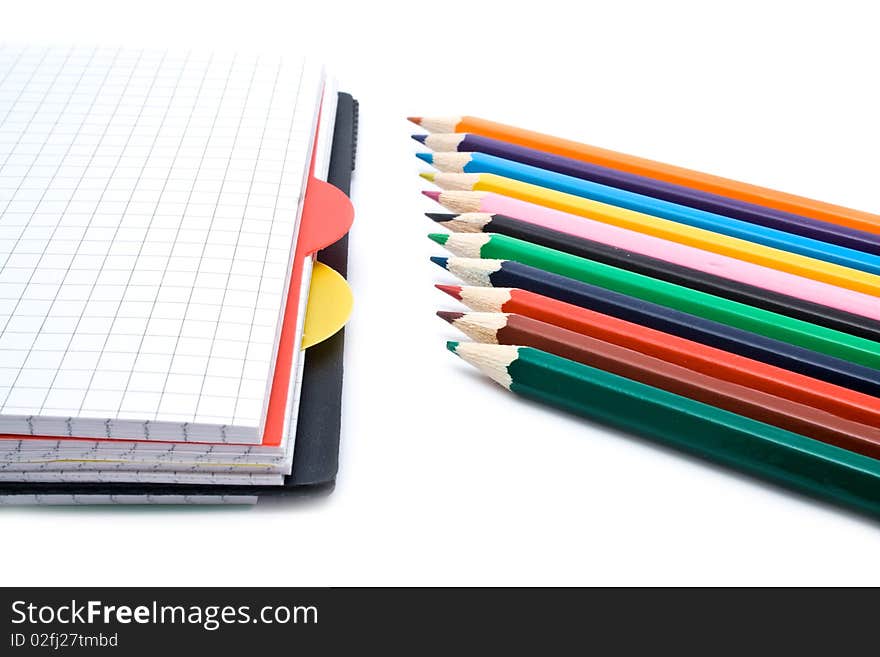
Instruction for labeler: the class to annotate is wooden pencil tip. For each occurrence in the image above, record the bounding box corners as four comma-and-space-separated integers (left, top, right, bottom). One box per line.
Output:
415, 152, 433, 164
430, 256, 449, 269
411, 134, 427, 144
446, 340, 460, 354
421, 190, 441, 202
407, 116, 423, 125
436, 310, 464, 324
435, 284, 462, 299
425, 212, 456, 222
419, 172, 436, 182
428, 232, 449, 245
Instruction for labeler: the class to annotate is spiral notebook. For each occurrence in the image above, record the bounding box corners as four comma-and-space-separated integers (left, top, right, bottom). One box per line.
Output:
0, 45, 356, 503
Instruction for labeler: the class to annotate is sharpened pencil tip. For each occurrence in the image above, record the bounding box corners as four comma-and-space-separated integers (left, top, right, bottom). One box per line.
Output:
415, 152, 433, 164
421, 190, 441, 202
419, 172, 436, 182
428, 232, 449, 245
435, 284, 462, 299
446, 340, 460, 354
436, 310, 464, 324
407, 116, 423, 125
425, 212, 456, 222
411, 134, 427, 144
429, 256, 449, 269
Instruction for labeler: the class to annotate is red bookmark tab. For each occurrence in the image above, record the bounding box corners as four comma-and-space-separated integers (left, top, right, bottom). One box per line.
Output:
297, 177, 354, 255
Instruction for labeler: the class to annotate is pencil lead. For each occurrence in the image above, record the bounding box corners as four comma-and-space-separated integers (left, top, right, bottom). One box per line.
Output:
428, 233, 449, 245
411, 134, 427, 144
434, 284, 462, 299
407, 116, 423, 125
446, 340, 460, 354
421, 190, 441, 202
436, 310, 464, 323
425, 212, 456, 222
429, 256, 449, 269
415, 152, 434, 164
419, 172, 436, 182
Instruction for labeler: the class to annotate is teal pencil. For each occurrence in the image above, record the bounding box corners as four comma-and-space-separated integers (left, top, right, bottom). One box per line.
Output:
448, 341, 880, 518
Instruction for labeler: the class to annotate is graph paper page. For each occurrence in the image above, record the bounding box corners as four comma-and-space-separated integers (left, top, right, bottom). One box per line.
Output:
0, 45, 323, 443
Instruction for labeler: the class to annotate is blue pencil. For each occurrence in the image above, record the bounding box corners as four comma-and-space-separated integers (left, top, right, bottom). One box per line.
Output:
417, 151, 880, 276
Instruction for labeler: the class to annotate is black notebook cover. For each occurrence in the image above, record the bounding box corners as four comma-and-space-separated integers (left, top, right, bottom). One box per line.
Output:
0, 92, 358, 502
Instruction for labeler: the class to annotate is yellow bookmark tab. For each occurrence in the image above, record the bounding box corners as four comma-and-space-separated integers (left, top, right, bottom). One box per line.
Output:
301, 261, 353, 349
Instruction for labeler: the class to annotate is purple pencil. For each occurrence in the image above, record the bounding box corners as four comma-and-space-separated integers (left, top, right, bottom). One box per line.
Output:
413, 132, 880, 256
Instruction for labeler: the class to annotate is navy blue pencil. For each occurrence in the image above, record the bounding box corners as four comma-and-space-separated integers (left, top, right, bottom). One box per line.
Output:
430, 256, 880, 397
414, 133, 880, 257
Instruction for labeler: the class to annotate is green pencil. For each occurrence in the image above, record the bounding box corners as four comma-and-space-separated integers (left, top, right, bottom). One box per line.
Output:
447, 341, 880, 517
430, 232, 880, 370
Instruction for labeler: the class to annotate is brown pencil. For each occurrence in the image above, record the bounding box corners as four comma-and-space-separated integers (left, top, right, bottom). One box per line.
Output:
437, 310, 880, 461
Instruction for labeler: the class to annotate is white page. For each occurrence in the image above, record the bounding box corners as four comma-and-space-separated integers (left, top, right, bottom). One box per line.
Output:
0, 45, 324, 443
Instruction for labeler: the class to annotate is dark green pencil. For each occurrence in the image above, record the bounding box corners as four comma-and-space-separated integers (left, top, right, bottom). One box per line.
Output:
447, 341, 880, 517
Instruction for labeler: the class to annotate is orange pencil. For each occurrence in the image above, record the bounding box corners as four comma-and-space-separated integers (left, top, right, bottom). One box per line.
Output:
409, 116, 880, 235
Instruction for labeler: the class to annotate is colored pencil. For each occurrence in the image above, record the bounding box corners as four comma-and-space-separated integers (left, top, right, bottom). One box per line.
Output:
436, 284, 880, 428
446, 342, 880, 518
421, 186, 880, 298
414, 134, 880, 256
409, 115, 880, 235
432, 257, 880, 396
422, 207, 880, 322
440, 311, 880, 460
423, 171, 880, 277
418, 158, 880, 271
428, 212, 880, 342
430, 232, 880, 369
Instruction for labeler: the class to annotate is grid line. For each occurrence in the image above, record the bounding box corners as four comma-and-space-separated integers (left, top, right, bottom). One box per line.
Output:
0, 47, 54, 135
199, 58, 287, 422
37, 50, 167, 414
76, 50, 192, 417
152, 54, 255, 420
3, 49, 148, 412
0, 47, 125, 404
0, 47, 80, 232
113, 53, 236, 422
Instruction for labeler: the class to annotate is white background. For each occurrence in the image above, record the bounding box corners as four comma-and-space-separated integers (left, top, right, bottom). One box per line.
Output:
3, 0, 880, 586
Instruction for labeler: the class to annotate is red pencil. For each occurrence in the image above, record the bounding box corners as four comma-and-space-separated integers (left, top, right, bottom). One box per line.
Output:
436, 284, 880, 428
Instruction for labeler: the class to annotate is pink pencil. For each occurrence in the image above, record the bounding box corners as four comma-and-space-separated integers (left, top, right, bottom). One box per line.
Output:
424, 190, 880, 322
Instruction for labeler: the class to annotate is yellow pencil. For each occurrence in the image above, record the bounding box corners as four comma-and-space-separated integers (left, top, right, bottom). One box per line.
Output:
421, 172, 880, 298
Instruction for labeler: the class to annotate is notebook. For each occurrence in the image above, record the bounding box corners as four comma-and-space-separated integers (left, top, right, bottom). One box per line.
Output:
0, 45, 356, 503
